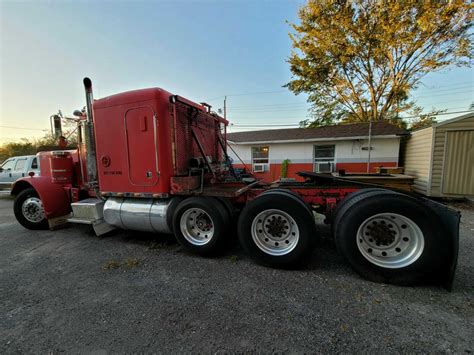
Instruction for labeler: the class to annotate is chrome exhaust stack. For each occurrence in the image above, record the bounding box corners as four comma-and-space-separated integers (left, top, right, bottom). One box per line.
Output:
83, 77, 99, 186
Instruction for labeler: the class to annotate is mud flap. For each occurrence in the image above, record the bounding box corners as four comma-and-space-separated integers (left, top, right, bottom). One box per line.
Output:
48, 214, 72, 230
421, 198, 460, 291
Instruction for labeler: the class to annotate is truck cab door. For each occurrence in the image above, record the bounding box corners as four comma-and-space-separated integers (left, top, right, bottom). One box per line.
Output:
0, 158, 16, 184
124, 106, 159, 186
12, 158, 28, 180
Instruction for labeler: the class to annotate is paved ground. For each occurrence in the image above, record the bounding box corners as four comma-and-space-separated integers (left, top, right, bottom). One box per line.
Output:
0, 196, 473, 353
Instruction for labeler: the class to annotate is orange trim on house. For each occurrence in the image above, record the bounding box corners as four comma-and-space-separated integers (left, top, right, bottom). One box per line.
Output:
233, 162, 398, 182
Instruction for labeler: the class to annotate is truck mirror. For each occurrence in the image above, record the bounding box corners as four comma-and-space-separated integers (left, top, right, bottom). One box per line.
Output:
51, 114, 62, 139
73, 109, 84, 117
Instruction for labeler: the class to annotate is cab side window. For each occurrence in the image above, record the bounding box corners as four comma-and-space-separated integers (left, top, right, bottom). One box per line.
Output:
31, 158, 38, 169
1, 159, 15, 171
14, 159, 27, 171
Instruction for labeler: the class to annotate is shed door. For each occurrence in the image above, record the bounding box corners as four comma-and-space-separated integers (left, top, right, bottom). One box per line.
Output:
442, 130, 474, 195
125, 107, 159, 186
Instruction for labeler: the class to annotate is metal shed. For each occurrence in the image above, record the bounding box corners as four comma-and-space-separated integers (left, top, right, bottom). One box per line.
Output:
401, 112, 474, 197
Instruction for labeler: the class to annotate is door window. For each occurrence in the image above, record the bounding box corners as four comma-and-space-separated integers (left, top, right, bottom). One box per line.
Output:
31, 158, 38, 169
1, 159, 15, 171
15, 159, 27, 171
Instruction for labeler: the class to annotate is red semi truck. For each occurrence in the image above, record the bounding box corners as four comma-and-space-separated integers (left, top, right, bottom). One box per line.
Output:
11, 78, 460, 289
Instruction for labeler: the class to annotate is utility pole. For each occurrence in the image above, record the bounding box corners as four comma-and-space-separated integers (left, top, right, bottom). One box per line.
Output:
224, 96, 227, 120
367, 119, 372, 173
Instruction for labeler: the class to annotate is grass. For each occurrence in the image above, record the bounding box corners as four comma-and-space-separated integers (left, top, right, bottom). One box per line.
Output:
102, 258, 141, 270
228, 255, 239, 262
124, 258, 140, 268
102, 260, 121, 270
147, 241, 168, 250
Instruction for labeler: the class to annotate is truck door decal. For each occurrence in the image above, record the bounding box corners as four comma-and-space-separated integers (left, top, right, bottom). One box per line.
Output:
124, 106, 159, 186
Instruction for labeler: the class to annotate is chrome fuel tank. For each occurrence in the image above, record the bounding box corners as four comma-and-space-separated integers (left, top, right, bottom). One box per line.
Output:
103, 197, 176, 234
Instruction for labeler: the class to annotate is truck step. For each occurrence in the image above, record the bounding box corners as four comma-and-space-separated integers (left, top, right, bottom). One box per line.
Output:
66, 216, 116, 236
71, 198, 104, 220
66, 217, 97, 225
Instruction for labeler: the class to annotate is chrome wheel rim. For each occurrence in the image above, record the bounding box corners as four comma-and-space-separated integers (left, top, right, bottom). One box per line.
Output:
357, 213, 424, 269
251, 209, 299, 256
22, 197, 45, 223
180, 208, 214, 246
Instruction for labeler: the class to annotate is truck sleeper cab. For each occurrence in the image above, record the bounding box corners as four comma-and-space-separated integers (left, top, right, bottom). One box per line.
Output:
10, 78, 460, 290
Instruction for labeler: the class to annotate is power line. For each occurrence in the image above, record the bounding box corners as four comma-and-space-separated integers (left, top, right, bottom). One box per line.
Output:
207, 90, 288, 101
231, 101, 308, 109
414, 89, 473, 99
226, 89, 472, 112
417, 81, 473, 90
420, 98, 474, 106
0, 125, 46, 131
233, 106, 465, 120
230, 110, 473, 127
415, 84, 473, 93
231, 108, 309, 114
207, 83, 472, 103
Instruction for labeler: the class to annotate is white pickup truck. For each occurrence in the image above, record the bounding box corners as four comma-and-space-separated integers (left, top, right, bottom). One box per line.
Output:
0, 155, 40, 188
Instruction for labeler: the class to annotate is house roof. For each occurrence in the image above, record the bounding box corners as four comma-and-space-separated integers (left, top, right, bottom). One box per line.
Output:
433, 111, 474, 127
227, 121, 408, 144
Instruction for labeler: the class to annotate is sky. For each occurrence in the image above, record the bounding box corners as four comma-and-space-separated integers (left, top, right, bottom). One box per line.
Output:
0, 0, 473, 144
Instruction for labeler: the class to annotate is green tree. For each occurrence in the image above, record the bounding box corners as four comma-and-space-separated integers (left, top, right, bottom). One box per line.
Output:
0, 139, 38, 162
408, 107, 445, 131
287, 0, 472, 126
0, 123, 78, 163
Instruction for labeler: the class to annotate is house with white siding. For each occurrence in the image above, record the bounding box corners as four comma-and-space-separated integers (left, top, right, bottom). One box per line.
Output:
227, 121, 407, 182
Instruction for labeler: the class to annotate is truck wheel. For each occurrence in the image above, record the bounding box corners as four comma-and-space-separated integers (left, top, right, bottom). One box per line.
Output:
335, 192, 449, 285
13, 188, 48, 230
331, 188, 395, 234
263, 188, 313, 218
172, 197, 230, 256
238, 193, 317, 268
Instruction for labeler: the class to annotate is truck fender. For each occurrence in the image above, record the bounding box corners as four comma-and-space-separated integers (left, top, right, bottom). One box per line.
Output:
11, 177, 71, 219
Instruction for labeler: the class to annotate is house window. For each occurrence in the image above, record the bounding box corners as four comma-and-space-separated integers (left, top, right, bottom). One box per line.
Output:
252, 146, 269, 172
314, 145, 335, 173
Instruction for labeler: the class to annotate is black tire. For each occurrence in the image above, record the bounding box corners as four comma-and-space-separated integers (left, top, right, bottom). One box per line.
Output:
214, 197, 236, 219
335, 192, 450, 286
172, 197, 230, 256
13, 188, 48, 230
263, 188, 313, 218
330, 188, 394, 225
238, 193, 317, 268
166, 197, 184, 234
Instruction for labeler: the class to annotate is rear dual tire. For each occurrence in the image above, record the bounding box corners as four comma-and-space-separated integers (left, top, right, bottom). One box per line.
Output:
330, 188, 394, 226
238, 192, 317, 268
173, 192, 318, 268
172, 197, 230, 256
334, 191, 449, 285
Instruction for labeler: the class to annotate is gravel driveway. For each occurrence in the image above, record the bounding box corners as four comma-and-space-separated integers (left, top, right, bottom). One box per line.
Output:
0, 197, 473, 353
